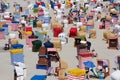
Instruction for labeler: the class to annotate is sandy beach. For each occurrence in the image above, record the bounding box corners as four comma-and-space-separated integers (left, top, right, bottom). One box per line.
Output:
0, 0, 120, 80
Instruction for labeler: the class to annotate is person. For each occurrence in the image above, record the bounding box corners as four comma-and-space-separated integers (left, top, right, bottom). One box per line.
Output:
101, 17, 106, 29
91, 49, 98, 57
85, 67, 90, 80
96, 11, 101, 21
87, 41, 91, 51
4, 43, 9, 50
43, 34, 51, 43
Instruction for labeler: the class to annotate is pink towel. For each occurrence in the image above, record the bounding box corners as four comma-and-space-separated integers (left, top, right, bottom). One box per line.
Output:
47, 48, 57, 52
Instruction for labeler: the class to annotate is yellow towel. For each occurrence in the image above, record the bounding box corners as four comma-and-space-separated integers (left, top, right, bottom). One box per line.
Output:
68, 68, 86, 76
9, 49, 23, 54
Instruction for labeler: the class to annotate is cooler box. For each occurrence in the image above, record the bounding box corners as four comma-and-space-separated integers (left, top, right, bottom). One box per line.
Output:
69, 27, 77, 38
53, 27, 62, 37
2, 24, 8, 35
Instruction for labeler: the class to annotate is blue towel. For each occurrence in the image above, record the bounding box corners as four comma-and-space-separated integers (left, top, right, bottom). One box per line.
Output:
31, 75, 47, 80
11, 44, 24, 49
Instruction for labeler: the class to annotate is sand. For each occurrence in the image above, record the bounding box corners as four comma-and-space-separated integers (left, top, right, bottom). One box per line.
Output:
0, 0, 120, 80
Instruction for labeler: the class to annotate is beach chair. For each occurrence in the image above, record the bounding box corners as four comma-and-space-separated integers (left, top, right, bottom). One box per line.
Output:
69, 27, 77, 38
34, 31, 45, 42
86, 24, 94, 34
2, 24, 9, 35
28, 35, 38, 48
78, 52, 93, 69
117, 56, 120, 70
14, 66, 24, 80
11, 21, 19, 31
53, 27, 63, 37
47, 48, 60, 62
51, 39, 62, 51
18, 30, 26, 39
108, 37, 118, 49
89, 29, 96, 39
32, 40, 42, 52
0, 28, 5, 40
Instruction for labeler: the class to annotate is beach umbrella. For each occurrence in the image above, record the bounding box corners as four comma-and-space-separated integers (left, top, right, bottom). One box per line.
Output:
83, 61, 95, 68
111, 70, 120, 80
